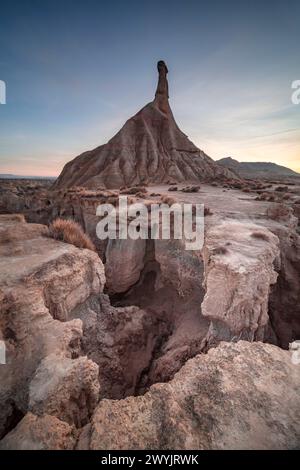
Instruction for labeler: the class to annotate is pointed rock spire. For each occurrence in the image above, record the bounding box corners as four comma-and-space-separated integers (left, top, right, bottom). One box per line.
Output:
154, 60, 170, 113
155, 60, 169, 98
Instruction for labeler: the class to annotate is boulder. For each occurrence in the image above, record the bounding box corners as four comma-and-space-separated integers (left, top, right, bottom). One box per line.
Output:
201, 221, 279, 347
78, 341, 300, 450
0, 413, 76, 450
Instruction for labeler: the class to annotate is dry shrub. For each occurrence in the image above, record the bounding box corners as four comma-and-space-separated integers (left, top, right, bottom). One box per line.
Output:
212, 246, 228, 255
150, 193, 161, 197
275, 186, 289, 192
48, 218, 96, 251
204, 206, 213, 216
76, 188, 117, 199
257, 192, 270, 201
120, 186, 147, 195
251, 231, 270, 242
266, 203, 292, 221
161, 195, 177, 206
181, 185, 200, 193
135, 191, 147, 198
230, 182, 243, 190
256, 192, 276, 202
168, 186, 178, 191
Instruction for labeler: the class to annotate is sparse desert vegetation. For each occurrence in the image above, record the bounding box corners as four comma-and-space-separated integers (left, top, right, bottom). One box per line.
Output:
160, 194, 177, 206
48, 218, 96, 251
120, 186, 147, 195
181, 185, 200, 193
251, 231, 270, 241
204, 206, 213, 216
266, 203, 293, 221
212, 246, 228, 255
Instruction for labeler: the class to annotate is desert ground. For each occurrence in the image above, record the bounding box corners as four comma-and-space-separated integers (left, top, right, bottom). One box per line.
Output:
0, 175, 300, 449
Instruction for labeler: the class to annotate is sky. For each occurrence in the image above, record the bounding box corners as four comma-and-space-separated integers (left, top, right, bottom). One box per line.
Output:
0, 0, 299, 176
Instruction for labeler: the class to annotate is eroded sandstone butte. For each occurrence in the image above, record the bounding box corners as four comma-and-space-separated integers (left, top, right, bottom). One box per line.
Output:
53, 61, 235, 189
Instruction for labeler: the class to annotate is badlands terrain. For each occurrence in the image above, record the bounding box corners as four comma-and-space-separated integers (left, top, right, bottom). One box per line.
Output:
0, 61, 300, 449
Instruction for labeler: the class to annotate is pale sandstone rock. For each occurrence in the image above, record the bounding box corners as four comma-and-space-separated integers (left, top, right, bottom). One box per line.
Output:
105, 238, 146, 294
0, 217, 105, 320
29, 354, 99, 427
0, 215, 171, 435
201, 221, 280, 347
0, 216, 104, 437
0, 288, 83, 437
79, 341, 300, 450
0, 413, 76, 450
154, 238, 204, 297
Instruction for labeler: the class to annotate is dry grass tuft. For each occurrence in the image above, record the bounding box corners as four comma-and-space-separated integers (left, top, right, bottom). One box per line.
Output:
48, 218, 96, 251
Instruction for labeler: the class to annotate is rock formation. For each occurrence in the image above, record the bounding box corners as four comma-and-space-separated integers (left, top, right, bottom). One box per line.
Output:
0, 215, 205, 439
0, 214, 104, 438
1, 213, 300, 449
201, 221, 280, 348
77, 342, 300, 450
0, 413, 77, 450
53, 61, 235, 189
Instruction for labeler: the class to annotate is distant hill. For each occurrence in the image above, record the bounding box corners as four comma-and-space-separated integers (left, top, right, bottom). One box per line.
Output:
217, 157, 300, 180
0, 174, 56, 180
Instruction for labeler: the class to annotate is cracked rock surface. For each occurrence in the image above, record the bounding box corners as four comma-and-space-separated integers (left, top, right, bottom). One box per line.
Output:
78, 341, 300, 450
1, 210, 300, 450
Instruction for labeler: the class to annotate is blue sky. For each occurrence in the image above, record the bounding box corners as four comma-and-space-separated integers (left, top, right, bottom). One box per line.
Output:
0, 0, 299, 176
